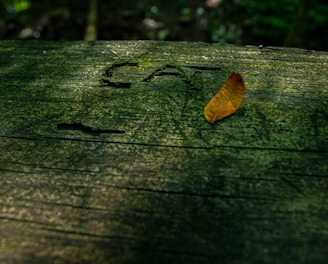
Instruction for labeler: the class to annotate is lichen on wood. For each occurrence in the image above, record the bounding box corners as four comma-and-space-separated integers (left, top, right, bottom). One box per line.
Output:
0, 40, 328, 263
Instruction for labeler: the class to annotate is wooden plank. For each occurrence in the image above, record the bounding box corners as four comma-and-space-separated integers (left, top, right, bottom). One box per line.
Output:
0, 41, 328, 263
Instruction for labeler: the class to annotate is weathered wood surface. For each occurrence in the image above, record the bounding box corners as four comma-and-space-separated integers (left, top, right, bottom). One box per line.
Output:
0, 41, 328, 263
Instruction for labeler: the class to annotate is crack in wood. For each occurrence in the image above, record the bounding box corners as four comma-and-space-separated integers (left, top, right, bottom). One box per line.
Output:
57, 123, 125, 136
182, 65, 221, 71
101, 80, 131, 88
143, 64, 187, 82
102, 62, 138, 88
104, 62, 139, 78
143, 64, 221, 82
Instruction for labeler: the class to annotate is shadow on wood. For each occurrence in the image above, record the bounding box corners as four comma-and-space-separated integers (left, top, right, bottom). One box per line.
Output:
0, 41, 328, 263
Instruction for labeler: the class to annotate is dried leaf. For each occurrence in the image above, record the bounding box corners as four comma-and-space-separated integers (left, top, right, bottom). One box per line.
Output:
204, 72, 245, 123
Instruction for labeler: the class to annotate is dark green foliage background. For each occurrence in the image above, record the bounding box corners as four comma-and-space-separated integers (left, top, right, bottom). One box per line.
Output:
1, 0, 327, 50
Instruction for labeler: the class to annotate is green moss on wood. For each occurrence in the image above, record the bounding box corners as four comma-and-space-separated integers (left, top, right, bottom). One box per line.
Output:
0, 41, 328, 263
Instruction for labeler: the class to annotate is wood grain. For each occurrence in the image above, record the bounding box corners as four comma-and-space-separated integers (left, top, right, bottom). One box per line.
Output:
0, 41, 327, 263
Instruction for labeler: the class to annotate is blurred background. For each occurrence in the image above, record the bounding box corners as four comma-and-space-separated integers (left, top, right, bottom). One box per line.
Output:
1, 0, 327, 51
